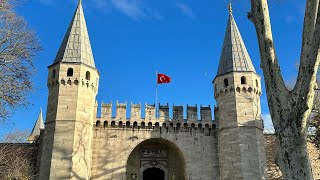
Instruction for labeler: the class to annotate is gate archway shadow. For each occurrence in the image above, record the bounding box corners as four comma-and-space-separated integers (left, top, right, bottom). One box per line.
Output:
126, 138, 185, 180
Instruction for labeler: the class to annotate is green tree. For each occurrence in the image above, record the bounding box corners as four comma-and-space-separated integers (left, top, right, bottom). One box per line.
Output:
0, 0, 41, 122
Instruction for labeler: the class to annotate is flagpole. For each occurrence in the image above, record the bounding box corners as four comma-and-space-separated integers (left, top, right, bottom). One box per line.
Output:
156, 70, 158, 119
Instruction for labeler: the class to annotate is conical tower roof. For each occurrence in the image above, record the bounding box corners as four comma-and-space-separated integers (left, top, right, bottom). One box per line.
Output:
216, 5, 255, 76
53, 0, 95, 68
27, 108, 45, 143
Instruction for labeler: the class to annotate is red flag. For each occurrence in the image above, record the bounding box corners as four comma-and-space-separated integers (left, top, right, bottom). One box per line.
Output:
157, 74, 171, 84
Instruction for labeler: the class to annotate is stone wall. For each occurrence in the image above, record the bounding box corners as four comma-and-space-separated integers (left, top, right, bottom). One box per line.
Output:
264, 135, 320, 179
90, 127, 219, 180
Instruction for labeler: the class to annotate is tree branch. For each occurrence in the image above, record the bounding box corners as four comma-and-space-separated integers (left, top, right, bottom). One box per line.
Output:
249, 0, 288, 92
249, 0, 289, 126
295, 0, 319, 93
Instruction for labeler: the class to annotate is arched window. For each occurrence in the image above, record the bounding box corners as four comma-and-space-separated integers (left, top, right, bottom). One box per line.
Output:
256, 79, 259, 87
86, 71, 90, 80
52, 69, 56, 78
212, 124, 217, 130
162, 123, 167, 129
241, 76, 247, 84
148, 122, 152, 129
118, 121, 123, 128
111, 121, 115, 128
184, 123, 188, 130
224, 78, 229, 87
126, 121, 130, 128
141, 122, 145, 129
96, 120, 101, 127
67, 68, 73, 77
191, 123, 195, 129
133, 122, 138, 128
104, 121, 108, 128
155, 122, 159, 127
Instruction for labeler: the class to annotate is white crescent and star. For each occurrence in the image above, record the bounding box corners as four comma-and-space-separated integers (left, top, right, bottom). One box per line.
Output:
160, 76, 165, 82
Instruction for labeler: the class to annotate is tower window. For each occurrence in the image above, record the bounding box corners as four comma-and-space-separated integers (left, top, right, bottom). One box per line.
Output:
86, 71, 90, 80
67, 68, 73, 77
256, 79, 259, 87
224, 78, 229, 87
241, 76, 247, 84
52, 69, 56, 78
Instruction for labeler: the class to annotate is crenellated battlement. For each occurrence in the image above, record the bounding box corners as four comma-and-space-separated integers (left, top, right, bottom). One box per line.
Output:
214, 84, 262, 98
47, 77, 98, 91
97, 102, 216, 130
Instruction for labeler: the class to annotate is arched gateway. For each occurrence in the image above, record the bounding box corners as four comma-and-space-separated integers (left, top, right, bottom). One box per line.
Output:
126, 138, 185, 180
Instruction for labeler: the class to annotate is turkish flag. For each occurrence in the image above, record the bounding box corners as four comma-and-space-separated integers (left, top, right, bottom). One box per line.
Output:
157, 74, 171, 84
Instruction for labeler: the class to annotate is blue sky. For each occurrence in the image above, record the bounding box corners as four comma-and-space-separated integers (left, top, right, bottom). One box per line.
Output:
1, 0, 306, 135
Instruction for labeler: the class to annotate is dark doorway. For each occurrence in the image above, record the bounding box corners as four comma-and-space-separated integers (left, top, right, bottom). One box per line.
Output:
143, 168, 165, 180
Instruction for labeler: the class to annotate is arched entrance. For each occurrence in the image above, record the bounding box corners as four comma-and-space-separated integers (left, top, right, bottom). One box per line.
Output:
143, 168, 164, 180
126, 138, 185, 180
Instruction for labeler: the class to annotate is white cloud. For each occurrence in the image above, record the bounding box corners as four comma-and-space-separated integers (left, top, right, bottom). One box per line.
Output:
106, 0, 161, 21
262, 113, 275, 134
175, 3, 195, 19
110, 0, 145, 20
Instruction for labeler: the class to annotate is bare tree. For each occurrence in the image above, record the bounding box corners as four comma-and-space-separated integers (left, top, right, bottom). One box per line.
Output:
0, 129, 29, 143
0, 0, 41, 122
0, 129, 37, 179
248, 0, 320, 179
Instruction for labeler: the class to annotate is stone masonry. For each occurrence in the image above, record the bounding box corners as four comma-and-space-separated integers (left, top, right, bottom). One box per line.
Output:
33, 1, 309, 180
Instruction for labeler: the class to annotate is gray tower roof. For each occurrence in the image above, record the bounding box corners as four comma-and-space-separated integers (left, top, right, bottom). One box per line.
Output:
27, 108, 45, 143
53, 0, 95, 68
217, 6, 255, 76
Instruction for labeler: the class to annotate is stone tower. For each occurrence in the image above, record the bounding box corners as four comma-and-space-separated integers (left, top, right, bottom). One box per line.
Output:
39, 1, 99, 179
213, 5, 268, 180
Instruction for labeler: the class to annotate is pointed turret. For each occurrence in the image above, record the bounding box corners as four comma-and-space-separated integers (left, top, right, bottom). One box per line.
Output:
53, 0, 95, 68
216, 4, 255, 76
213, 4, 268, 179
27, 108, 45, 143
40, 1, 100, 178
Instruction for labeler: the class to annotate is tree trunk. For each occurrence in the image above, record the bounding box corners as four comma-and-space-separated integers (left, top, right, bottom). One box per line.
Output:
248, 0, 320, 179
275, 117, 313, 179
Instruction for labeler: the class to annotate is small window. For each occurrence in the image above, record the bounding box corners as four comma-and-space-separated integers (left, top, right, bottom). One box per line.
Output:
52, 69, 56, 78
133, 122, 138, 128
126, 121, 130, 128
241, 76, 247, 84
162, 123, 167, 128
104, 121, 108, 128
111, 121, 115, 128
141, 122, 145, 129
67, 68, 73, 77
224, 78, 229, 87
256, 79, 259, 87
148, 122, 152, 129
86, 71, 90, 80
96, 120, 101, 127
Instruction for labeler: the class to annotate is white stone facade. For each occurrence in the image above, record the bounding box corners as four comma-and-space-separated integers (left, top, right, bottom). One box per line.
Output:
38, 2, 268, 180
